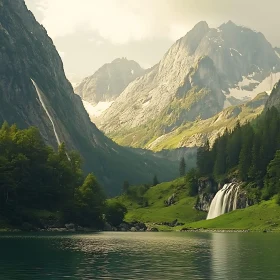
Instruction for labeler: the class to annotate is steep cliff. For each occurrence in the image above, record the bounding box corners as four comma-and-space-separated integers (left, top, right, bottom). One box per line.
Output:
266, 81, 280, 110
0, 0, 178, 194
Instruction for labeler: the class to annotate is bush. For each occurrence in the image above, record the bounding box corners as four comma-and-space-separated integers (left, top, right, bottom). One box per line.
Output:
105, 201, 127, 227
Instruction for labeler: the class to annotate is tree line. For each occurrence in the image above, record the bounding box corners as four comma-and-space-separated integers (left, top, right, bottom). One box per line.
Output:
196, 106, 280, 202
0, 122, 126, 229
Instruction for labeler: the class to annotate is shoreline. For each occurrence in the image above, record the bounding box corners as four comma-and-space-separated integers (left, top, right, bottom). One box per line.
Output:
0, 227, 277, 234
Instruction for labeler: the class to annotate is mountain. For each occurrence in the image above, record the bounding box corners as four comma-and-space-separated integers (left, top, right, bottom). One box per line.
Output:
98, 21, 280, 149
266, 80, 280, 110
75, 58, 144, 119
0, 0, 179, 195
75, 58, 144, 105
112, 92, 268, 150
147, 92, 268, 151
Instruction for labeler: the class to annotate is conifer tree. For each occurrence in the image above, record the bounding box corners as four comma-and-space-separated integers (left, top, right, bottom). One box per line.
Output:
153, 175, 159, 186
179, 157, 186, 177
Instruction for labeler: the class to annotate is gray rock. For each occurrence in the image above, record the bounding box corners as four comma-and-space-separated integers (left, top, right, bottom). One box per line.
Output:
75, 58, 144, 105
165, 193, 176, 206
99, 21, 280, 149
104, 222, 113, 231
65, 223, 76, 231
147, 227, 159, 232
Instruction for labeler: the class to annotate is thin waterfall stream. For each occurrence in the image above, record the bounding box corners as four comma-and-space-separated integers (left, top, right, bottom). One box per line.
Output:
31, 79, 61, 147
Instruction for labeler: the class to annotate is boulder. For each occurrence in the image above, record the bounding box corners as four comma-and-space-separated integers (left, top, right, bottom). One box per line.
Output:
104, 222, 113, 231
65, 223, 76, 231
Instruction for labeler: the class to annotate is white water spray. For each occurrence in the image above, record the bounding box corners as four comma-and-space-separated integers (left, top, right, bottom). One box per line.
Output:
31, 79, 61, 146
207, 183, 240, 220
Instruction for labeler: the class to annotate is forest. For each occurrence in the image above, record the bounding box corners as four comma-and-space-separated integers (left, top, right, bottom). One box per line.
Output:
196, 106, 280, 202
0, 122, 126, 229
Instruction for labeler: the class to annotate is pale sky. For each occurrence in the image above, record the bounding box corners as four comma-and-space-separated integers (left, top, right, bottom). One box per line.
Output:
25, 0, 280, 83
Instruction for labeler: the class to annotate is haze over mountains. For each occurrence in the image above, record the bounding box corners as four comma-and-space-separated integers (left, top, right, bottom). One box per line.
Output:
76, 21, 280, 149
2, 0, 280, 195
0, 0, 181, 194
75, 58, 145, 119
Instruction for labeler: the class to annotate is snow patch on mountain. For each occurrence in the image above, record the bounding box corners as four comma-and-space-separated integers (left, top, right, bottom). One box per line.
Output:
82, 100, 114, 117
226, 72, 280, 102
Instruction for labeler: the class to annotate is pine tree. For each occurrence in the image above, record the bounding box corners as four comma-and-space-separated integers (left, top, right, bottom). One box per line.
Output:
179, 157, 186, 177
213, 136, 227, 178
153, 175, 159, 186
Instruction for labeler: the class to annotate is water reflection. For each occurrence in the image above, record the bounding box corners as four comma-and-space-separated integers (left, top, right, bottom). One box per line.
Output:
0, 232, 280, 279
211, 233, 241, 279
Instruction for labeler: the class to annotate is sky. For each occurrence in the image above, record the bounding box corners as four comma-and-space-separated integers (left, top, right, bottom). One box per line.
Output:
25, 0, 280, 84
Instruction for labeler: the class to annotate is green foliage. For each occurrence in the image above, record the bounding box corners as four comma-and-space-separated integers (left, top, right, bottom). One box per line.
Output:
110, 178, 206, 224
105, 201, 127, 226
186, 169, 198, 196
74, 174, 106, 227
197, 140, 212, 175
153, 175, 159, 186
263, 150, 280, 200
197, 107, 280, 201
179, 157, 186, 176
0, 123, 106, 229
126, 184, 150, 207
187, 198, 280, 231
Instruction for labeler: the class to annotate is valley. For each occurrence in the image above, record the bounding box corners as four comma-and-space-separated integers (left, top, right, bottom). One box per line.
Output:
1, 0, 280, 243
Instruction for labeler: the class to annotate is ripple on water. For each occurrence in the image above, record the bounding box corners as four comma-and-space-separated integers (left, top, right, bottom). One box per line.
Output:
0, 232, 280, 280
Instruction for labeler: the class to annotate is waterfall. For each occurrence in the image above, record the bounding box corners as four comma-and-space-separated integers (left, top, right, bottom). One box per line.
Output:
207, 183, 240, 220
31, 79, 61, 146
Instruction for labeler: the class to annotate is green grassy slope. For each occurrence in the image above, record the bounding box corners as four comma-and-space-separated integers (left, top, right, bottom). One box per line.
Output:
111, 178, 206, 224
111, 175, 280, 231
187, 198, 280, 231
110, 93, 268, 151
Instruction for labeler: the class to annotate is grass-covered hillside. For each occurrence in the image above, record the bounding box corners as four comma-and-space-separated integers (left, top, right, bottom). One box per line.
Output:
187, 198, 280, 231
110, 92, 268, 151
110, 178, 206, 225
110, 175, 280, 232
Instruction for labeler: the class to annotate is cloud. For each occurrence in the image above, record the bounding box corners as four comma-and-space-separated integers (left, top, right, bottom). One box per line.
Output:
30, 0, 280, 47
33, 0, 192, 44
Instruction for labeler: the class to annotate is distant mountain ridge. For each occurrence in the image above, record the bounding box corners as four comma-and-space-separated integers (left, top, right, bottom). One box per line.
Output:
75, 58, 144, 105
0, 0, 180, 195
97, 21, 280, 149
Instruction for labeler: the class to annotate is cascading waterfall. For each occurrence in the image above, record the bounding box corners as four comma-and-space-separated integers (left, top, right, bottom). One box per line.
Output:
31, 79, 61, 147
207, 183, 240, 220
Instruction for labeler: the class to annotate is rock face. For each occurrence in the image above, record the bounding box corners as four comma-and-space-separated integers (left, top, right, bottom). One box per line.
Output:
98, 21, 280, 149
195, 178, 251, 216
266, 81, 280, 110
147, 92, 268, 151
0, 0, 178, 195
75, 58, 144, 105
195, 178, 217, 212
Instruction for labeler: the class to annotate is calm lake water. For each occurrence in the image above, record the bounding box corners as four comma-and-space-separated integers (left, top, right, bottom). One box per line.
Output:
0, 232, 280, 279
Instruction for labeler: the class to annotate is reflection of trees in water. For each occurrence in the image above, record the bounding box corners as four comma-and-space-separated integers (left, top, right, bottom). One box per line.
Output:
3, 233, 280, 279
0, 235, 81, 279
211, 232, 280, 280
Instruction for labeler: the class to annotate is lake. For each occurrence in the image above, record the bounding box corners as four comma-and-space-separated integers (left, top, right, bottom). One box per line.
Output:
0, 232, 279, 279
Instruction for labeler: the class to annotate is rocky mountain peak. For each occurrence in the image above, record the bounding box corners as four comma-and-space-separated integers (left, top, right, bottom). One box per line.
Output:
191, 21, 209, 33
98, 20, 280, 149
75, 57, 144, 106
